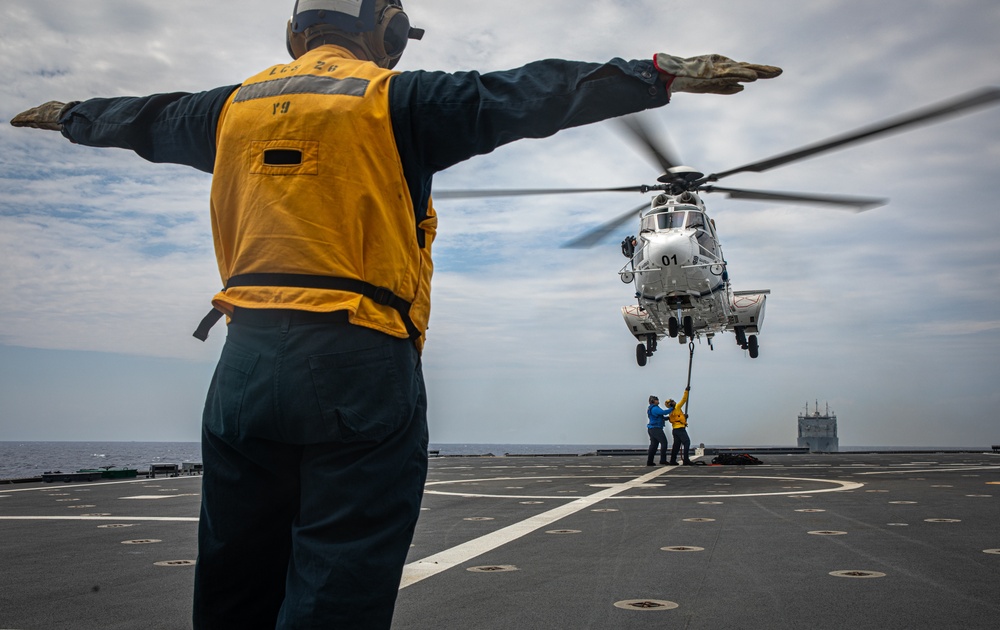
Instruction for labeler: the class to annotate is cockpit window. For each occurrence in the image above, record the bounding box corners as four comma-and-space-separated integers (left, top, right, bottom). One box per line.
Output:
641, 207, 711, 233
657, 212, 686, 230
686, 212, 706, 231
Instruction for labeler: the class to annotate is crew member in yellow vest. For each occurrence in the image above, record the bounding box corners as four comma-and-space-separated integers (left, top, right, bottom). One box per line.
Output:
10, 1, 780, 626
666, 386, 693, 465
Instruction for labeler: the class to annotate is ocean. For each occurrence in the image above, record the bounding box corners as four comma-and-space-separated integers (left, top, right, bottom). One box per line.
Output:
0, 442, 637, 480
0, 441, 986, 481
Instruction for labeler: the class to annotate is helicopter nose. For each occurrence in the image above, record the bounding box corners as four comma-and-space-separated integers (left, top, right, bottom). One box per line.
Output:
648, 232, 696, 268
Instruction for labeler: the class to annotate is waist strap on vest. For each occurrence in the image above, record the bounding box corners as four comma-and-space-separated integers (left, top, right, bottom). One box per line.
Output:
192, 273, 420, 341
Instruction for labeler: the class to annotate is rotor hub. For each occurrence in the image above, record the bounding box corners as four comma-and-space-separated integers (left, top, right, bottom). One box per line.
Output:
657, 166, 704, 190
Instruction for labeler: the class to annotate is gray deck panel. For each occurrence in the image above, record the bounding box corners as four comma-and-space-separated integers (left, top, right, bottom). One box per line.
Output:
1, 453, 997, 629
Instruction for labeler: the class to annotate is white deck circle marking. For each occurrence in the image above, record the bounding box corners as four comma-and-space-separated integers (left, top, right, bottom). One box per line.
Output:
403, 464, 862, 591
424, 474, 862, 499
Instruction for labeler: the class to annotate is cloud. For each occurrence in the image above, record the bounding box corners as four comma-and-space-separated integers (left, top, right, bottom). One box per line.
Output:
1, 0, 999, 446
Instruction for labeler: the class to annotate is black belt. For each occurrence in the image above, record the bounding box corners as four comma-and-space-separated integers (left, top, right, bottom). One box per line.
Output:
192, 273, 420, 341
230, 307, 351, 326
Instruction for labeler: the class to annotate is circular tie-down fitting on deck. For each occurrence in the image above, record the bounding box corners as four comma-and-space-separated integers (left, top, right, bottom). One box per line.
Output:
545, 529, 581, 535
154, 560, 196, 567
466, 565, 518, 573
829, 570, 886, 579
614, 599, 680, 611
121, 539, 162, 545
809, 530, 847, 536
661, 545, 704, 552
924, 518, 962, 523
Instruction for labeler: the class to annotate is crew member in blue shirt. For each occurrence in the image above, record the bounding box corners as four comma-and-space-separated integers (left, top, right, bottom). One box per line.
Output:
10, 1, 781, 627
647, 395, 671, 466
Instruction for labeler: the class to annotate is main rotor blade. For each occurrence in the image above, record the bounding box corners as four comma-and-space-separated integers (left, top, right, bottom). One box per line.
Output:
618, 115, 682, 176
706, 86, 1000, 181
434, 185, 648, 199
701, 185, 886, 211
560, 202, 649, 249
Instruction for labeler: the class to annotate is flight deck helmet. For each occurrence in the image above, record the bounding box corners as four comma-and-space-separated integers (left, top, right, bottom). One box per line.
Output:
286, 0, 424, 68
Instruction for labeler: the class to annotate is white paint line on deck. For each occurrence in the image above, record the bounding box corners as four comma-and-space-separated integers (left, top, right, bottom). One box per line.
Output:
0, 515, 198, 522
855, 466, 1000, 475
0, 477, 201, 493
399, 464, 677, 590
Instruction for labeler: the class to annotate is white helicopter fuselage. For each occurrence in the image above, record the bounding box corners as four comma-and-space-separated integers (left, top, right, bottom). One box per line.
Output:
619, 193, 768, 364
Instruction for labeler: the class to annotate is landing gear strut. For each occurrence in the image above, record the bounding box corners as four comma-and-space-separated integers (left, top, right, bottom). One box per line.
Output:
635, 334, 657, 367
734, 326, 747, 347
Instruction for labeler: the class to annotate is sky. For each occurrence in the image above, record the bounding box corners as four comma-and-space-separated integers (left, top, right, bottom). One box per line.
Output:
2, 0, 999, 448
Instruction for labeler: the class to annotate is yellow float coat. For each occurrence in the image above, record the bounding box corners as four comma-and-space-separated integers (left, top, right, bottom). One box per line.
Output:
669, 389, 689, 429
209, 46, 436, 348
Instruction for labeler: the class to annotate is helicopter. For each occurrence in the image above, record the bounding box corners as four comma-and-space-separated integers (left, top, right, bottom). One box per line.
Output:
436, 87, 1000, 367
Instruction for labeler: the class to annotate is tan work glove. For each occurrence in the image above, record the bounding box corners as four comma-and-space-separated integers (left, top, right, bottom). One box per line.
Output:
10, 101, 73, 131
654, 54, 782, 95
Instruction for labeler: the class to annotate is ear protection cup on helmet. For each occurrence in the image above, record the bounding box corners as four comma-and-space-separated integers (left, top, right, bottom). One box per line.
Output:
286, 0, 423, 66
286, 20, 308, 60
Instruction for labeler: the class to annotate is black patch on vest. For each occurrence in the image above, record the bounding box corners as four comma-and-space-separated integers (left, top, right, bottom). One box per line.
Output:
263, 149, 303, 165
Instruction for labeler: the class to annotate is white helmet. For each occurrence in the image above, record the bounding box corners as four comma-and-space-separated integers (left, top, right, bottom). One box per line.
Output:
286, 0, 424, 68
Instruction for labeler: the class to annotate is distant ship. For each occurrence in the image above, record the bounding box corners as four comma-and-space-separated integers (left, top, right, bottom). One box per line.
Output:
797, 400, 839, 452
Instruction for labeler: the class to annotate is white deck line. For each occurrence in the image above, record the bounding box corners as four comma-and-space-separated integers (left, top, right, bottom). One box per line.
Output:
399, 463, 677, 589
0, 515, 198, 522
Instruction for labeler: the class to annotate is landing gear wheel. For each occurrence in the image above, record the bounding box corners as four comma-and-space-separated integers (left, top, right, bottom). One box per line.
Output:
636, 343, 648, 367
683, 316, 694, 338
668, 317, 679, 338
748, 334, 759, 359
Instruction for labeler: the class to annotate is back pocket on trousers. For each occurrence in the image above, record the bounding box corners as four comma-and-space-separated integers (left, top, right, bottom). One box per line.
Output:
204, 342, 259, 439
309, 345, 408, 443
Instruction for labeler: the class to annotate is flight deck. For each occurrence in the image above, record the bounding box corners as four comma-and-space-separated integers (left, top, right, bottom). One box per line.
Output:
1, 452, 998, 629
